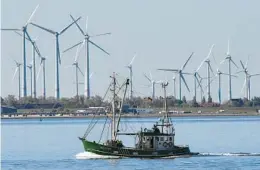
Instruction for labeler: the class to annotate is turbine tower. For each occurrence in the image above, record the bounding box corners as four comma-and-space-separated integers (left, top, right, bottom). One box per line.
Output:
158, 52, 194, 101
239, 59, 260, 100
14, 31, 42, 99
205, 59, 214, 103
12, 60, 22, 100
143, 71, 161, 100
27, 64, 33, 97
220, 38, 239, 101
126, 54, 137, 100
37, 57, 47, 100
63, 15, 110, 99
172, 75, 176, 99
194, 44, 215, 103
30, 16, 81, 99
1, 5, 39, 97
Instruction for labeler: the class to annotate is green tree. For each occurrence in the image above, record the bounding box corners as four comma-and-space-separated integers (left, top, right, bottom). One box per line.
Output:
4, 95, 17, 106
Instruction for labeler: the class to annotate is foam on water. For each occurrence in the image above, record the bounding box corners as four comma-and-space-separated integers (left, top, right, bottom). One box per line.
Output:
75, 152, 121, 159
198, 152, 260, 157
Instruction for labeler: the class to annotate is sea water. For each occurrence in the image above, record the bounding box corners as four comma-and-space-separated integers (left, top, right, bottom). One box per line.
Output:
1, 116, 260, 170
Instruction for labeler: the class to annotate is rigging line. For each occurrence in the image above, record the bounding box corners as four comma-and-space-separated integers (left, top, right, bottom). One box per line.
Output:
83, 82, 112, 138
98, 115, 109, 143
84, 78, 126, 137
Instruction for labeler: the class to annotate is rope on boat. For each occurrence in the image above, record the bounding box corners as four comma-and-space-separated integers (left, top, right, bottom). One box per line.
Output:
83, 83, 111, 139
98, 115, 109, 143
83, 77, 127, 139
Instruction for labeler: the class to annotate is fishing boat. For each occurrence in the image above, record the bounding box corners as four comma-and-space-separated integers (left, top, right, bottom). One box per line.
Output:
79, 73, 198, 158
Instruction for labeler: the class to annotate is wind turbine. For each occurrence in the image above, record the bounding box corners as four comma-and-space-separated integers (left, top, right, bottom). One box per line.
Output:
1, 4, 39, 97
63, 15, 110, 100
14, 31, 41, 99
220, 38, 239, 101
126, 54, 137, 100
212, 69, 237, 104
143, 71, 161, 100
158, 52, 194, 101
238, 58, 260, 100
194, 44, 215, 103
66, 45, 84, 101
27, 63, 33, 97
172, 75, 176, 99
12, 60, 22, 100
37, 57, 47, 100
30, 16, 81, 99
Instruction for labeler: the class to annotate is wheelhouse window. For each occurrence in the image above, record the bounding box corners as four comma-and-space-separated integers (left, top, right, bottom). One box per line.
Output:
160, 137, 164, 141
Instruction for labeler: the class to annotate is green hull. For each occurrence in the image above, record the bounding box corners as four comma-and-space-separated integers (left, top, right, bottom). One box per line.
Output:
79, 138, 198, 158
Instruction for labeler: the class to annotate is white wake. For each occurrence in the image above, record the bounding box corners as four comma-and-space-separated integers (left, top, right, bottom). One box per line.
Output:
75, 152, 121, 159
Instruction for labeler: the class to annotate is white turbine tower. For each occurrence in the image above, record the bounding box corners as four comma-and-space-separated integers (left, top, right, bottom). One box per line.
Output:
220, 38, 239, 101
37, 57, 47, 100
63, 15, 110, 100
143, 71, 162, 100
238, 58, 260, 100
30, 16, 81, 99
1, 4, 39, 97
12, 60, 22, 100
126, 54, 137, 100
158, 52, 194, 101
27, 63, 33, 97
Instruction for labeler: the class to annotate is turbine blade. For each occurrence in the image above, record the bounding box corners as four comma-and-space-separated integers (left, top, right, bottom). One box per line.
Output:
63, 41, 83, 53
220, 59, 226, 65
77, 66, 84, 76
245, 55, 249, 68
250, 73, 260, 77
181, 52, 194, 70
231, 59, 239, 68
196, 45, 215, 72
143, 73, 151, 82
209, 63, 214, 74
240, 60, 245, 70
129, 53, 137, 66
59, 16, 81, 35
14, 31, 30, 41
36, 65, 42, 82
227, 38, 230, 56
25, 31, 42, 58
1, 28, 21, 31
12, 67, 18, 81
86, 16, 88, 35
75, 41, 85, 62
195, 75, 204, 93
181, 74, 190, 92
149, 71, 153, 80
30, 22, 56, 34
70, 14, 85, 36
90, 72, 94, 79
240, 78, 246, 94
89, 40, 110, 55
90, 32, 111, 38
25, 4, 39, 26
157, 69, 179, 72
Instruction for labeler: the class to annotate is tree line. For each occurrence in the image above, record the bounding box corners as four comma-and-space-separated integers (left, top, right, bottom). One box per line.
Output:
1, 95, 260, 109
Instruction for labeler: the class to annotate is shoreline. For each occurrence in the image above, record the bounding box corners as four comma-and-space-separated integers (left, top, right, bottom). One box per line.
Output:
1, 112, 260, 119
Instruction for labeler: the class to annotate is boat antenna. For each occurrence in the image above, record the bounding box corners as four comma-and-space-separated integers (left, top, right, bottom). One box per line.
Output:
115, 78, 130, 140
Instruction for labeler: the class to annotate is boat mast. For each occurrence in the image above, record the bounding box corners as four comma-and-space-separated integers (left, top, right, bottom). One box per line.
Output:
162, 82, 169, 119
111, 72, 116, 141
115, 78, 130, 140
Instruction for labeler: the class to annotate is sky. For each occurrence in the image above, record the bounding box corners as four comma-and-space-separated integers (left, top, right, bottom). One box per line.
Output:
1, 0, 260, 102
